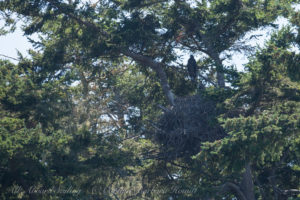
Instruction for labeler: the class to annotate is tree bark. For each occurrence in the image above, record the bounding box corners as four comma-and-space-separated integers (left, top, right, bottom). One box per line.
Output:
240, 162, 255, 200
120, 50, 176, 106
221, 182, 247, 200
198, 34, 225, 88
207, 51, 225, 88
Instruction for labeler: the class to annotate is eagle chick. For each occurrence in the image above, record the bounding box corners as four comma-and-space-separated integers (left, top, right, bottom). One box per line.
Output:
187, 55, 198, 81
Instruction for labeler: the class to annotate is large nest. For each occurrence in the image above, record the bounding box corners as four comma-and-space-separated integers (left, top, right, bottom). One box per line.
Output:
155, 95, 226, 160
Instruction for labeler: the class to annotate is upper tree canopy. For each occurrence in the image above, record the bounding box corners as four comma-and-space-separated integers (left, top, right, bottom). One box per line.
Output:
1, 0, 296, 103
1, 0, 300, 200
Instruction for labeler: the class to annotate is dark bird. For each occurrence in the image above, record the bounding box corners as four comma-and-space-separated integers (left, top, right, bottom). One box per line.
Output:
187, 55, 198, 81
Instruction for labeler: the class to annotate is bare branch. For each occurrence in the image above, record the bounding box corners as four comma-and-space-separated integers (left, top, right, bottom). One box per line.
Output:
120, 49, 176, 106
0, 53, 19, 61
157, 104, 172, 113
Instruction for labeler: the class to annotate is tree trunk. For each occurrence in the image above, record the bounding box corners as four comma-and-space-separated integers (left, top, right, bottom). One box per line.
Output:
210, 52, 225, 88
240, 162, 255, 200
216, 69, 225, 88
198, 34, 225, 88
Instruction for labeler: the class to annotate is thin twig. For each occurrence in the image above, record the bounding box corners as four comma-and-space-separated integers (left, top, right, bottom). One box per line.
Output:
0, 53, 19, 61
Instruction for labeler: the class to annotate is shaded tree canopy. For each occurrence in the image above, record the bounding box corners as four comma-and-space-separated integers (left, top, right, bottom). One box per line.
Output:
0, 0, 300, 199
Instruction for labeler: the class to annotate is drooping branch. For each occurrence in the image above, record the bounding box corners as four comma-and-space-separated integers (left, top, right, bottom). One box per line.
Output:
44, 1, 176, 106
0, 53, 19, 61
120, 49, 176, 106
220, 182, 247, 200
218, 163, 255, 200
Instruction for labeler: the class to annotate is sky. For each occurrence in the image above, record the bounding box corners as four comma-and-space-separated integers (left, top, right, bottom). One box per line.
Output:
0, 0, 98, 62
0, 24, 33, 62
0, 22, 264, 68
0, 9, 291, 69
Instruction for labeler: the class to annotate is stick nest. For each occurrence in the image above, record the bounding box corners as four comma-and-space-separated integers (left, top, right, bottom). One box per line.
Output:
155, 95, 226, 159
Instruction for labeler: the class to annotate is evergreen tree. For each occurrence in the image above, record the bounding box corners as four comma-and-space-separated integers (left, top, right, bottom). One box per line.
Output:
0, 0, 299, 199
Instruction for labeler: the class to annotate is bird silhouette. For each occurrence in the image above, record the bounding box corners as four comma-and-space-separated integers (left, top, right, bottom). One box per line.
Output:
187, 55, 198, 81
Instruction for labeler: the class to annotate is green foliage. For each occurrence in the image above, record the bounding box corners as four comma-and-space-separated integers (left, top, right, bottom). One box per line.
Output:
0, 60, 72, 199
1, 0, 300, 199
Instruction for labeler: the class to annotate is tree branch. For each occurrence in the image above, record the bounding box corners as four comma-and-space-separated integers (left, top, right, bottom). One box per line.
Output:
0, 53, 19, 61
221, 182, 247, 200
120, 49, 176, 106
197, 33, 225, 88
47, 1, 176, 106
